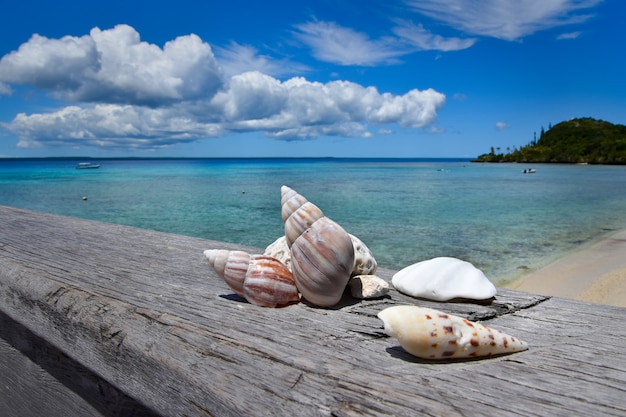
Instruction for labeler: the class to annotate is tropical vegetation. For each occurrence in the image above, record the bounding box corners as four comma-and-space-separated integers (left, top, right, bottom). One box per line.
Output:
473, 117, 626, 164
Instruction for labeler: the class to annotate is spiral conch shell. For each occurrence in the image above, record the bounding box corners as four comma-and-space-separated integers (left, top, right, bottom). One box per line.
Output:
378, 305, 528, 360
204, 249, 300, 308
281, 186, 355, 307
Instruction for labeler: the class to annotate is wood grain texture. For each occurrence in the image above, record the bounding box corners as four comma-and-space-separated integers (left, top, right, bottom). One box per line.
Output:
1, 205, 625, 416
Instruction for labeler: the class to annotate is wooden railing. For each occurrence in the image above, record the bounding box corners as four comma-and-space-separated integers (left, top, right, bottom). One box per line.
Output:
1, 205, 624, 416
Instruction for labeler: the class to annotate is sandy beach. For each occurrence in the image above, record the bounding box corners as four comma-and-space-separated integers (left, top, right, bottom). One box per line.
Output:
506, 229, 626, 308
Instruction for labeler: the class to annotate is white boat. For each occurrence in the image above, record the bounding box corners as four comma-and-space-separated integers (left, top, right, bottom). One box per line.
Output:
522, 168, 536, 174
76, 162, 100, 169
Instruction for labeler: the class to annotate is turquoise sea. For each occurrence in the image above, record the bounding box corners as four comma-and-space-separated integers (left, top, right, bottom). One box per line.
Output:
1, 157, 626, 286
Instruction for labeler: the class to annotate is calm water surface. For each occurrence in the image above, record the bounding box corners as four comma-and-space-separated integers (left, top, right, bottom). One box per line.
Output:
2, 158, 625, 285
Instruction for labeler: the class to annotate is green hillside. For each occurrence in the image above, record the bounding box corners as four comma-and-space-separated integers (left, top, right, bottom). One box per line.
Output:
474, 118, 626, 164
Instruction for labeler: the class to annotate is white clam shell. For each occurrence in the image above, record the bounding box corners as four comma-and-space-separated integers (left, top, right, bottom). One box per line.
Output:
392, 257, 497, 301
204, 249, 300, 308
378, 305, 528, 360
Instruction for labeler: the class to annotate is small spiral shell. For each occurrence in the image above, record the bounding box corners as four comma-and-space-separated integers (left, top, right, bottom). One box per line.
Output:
204, 249, 300, 308
281, 186, 355, 307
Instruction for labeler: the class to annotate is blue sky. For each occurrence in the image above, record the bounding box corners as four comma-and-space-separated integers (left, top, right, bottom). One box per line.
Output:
0, 0, 624, 158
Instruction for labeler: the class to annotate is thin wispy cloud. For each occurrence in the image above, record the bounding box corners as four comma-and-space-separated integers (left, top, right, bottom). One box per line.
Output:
378, 129, 395, 135
392, 21, 476, 51
0, 25, 446, 150
0, 82, 10, 95
452, 93, 468, 101
293, 21, 406, 66
405, 0, 603, 40
557, 31, 582, 39
294, 20, 476, 66
496, 121, 510, 130
214, 41, 310, 78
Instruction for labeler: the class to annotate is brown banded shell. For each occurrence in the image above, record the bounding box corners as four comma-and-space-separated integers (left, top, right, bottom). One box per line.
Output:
204, 249, 249, 297
204, 249, 300, 308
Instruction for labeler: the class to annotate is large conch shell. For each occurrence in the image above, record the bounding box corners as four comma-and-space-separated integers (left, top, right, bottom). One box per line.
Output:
281, 186, 355, 307
204, 249, 300, 308
378, 305, 528, 360
264, 234, 378, 277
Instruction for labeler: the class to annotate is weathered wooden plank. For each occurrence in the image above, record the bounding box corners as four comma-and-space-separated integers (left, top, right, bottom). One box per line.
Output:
0, 336, 105, 417
1, 205, 625, 416
0, 310, 159, 417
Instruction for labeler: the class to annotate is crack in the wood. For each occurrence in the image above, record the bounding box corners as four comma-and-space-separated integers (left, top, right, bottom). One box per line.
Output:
289, 372, 303, 389
135, 310, 162, 325
45, 286, 70, 306
351, 329, 388, 339
502, 358, 526, 364
113, 332, 126, 359
189, 400, 215, 417
98, 323, 126, 359
493, 295, 551, 314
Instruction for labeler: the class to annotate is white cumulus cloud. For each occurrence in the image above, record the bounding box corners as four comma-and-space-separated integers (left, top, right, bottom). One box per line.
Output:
0, 24, 224, 106
7, 104, 226, 149
405, 0, 603, 40
0, 25, 446, 150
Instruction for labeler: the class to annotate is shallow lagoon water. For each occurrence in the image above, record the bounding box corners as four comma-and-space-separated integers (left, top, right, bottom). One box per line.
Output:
2, 158, 625, 285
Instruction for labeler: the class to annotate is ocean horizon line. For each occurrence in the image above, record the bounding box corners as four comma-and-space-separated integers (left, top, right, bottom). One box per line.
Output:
0, 156, 476, 162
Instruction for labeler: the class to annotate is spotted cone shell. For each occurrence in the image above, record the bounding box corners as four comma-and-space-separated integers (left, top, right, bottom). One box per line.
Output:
378, 305, 528, 359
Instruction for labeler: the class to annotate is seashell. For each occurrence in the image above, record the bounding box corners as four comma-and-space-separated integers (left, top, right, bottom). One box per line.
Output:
264, 234, 377, 277
351, 234, 377, 276
392, 257, 497, 302
348, 275, 389, 299
264, 236, 292, 270
378, 305, 528, 360
204, 249, 300, 308
282, 186, 355, 307
282, 186, 324, 248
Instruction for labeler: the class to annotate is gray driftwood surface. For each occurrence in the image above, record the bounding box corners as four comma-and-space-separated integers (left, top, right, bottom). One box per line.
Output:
0, 205, 625, 416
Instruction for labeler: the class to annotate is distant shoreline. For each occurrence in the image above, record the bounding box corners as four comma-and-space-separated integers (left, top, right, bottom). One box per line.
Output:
470, 160, 626, 166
